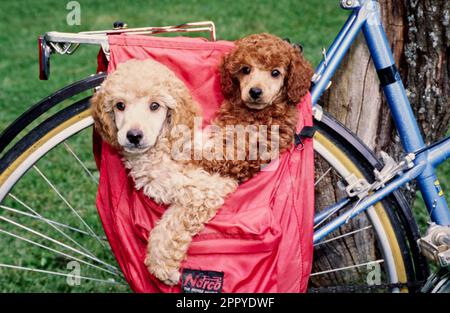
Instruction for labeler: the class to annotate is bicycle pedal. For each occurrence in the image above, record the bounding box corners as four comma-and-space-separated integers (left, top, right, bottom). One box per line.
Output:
418, 223, 450, 267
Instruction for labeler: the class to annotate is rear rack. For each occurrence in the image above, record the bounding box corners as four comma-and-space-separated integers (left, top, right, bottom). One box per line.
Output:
39, 21, 217, 80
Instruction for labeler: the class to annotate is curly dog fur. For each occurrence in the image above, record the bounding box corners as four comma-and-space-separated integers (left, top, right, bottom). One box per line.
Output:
198, 33, 314, 182
91, 59, 237, 285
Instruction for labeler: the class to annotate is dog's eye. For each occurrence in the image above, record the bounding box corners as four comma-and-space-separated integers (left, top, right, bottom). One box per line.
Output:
241, 66, 251, 75
150, 102, 160, 111
271, 69, 281, 78
115, 102, 126, 111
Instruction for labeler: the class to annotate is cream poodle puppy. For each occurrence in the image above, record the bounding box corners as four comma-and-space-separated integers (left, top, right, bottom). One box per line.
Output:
91, 59, 237, 285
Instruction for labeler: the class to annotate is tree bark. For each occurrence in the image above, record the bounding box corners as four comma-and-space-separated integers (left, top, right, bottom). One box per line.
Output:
321, 0, 449, 201
311, 0, 449, 287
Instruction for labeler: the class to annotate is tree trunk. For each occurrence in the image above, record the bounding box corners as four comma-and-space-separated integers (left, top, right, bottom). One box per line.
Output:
311, 0, 449, 287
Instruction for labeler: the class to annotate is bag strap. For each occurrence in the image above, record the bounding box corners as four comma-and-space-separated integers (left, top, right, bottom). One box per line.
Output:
294, 126, 316, 149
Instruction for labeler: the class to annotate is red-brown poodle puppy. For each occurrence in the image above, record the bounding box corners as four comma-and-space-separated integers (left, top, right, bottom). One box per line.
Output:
198, 33, 314, 182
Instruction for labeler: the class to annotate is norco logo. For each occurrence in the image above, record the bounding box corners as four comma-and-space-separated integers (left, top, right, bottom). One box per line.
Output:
181, 269, 224, 293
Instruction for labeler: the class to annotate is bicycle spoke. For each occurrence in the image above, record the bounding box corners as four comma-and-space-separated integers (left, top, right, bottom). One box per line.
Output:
0, 263, 124, 285
0, 227, 119, 277
345, 197, 363, 224
7, 193, 98, 258
0, 214, 120, 274
32, 165, 106, 248
310, 259, 384, 277
315, 167, 332, 186
0, 204, 93, 236
63, 142, 98, 184
314, 225, 373, 247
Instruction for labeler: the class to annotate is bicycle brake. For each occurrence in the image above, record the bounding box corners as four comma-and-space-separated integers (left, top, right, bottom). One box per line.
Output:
344, 151, 415, 199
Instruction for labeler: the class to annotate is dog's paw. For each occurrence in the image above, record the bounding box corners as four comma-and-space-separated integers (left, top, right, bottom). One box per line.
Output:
147, 264, 181, 286
163, 269, 181, 286
145, 257, 181, 286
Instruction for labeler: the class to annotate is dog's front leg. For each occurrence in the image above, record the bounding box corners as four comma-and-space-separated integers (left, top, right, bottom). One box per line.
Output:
145, 176, 236, 286
145, 204, 197, 286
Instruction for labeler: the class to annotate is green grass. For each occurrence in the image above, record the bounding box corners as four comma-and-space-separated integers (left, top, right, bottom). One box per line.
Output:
0, 0, 448, 292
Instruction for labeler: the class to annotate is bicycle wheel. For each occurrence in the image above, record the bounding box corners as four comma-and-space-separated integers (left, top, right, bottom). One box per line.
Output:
0, 75, 427, 292
311, 113, 428, 292
0, 106, 130, 292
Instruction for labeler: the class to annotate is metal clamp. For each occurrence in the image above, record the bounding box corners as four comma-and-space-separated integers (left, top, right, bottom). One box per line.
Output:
40, 21, 217, 80
345, 174, 370, 199
371, 151, 415, 191
340, 0, 361, 9
372, 151, 413, 189
44, 20, 217, 57
80, 20, 216, 41
312, 105, 323, 121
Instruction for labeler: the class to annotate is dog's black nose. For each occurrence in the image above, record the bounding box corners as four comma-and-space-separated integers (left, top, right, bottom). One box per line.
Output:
249, 87, 263, 100
126, 129, 143, 145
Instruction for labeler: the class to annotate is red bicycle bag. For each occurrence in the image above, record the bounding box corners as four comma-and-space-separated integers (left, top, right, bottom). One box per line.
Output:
94, 34, 314, 293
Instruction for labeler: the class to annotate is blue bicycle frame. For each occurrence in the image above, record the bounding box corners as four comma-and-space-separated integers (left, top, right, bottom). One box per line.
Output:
312, 0, 450, 244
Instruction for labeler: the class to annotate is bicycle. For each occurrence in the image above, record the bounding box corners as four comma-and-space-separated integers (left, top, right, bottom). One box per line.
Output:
0, 0, 448, 292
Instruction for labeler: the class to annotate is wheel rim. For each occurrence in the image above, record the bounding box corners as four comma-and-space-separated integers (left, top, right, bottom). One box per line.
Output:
0, 111, 128, 291
312, 131, 407, 292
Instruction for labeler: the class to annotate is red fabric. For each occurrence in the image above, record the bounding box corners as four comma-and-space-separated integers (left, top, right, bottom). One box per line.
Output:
94, 34, 314, 293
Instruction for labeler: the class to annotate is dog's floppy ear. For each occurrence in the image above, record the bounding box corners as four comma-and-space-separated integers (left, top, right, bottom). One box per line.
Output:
91, 88, 120, 149
286, 46, 314, 105
220, 54, 240, 102
167, 87, 200, 160
170, 87, 199, 132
